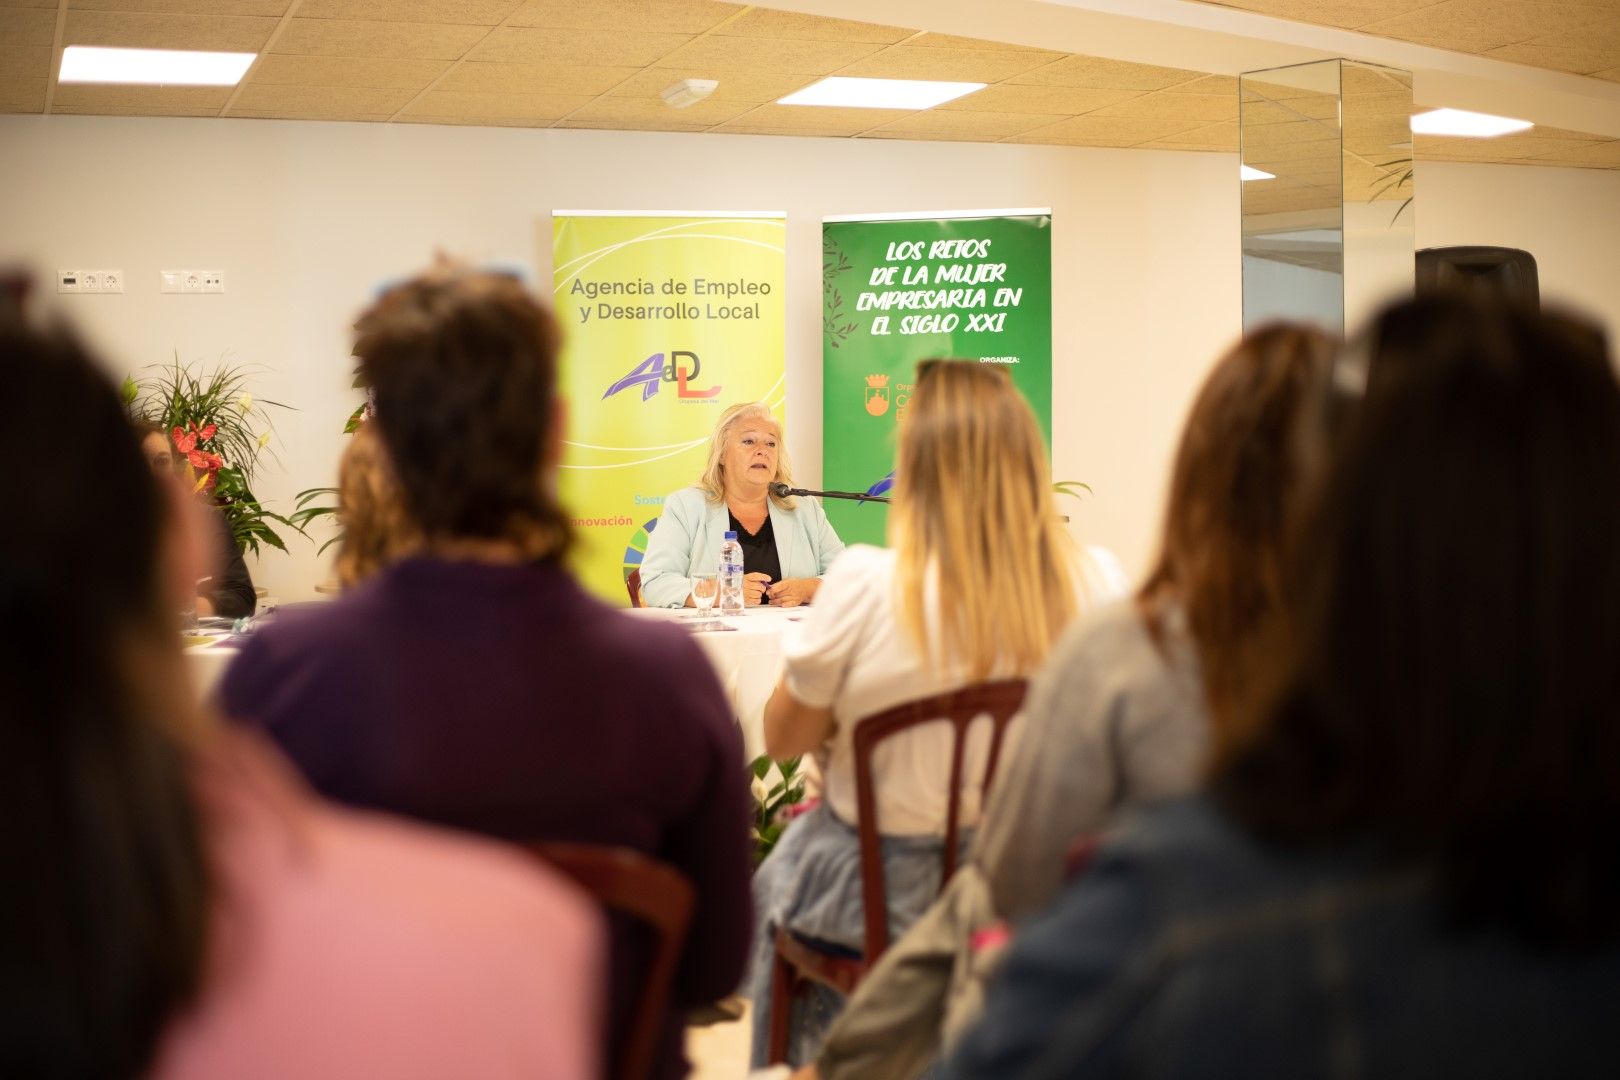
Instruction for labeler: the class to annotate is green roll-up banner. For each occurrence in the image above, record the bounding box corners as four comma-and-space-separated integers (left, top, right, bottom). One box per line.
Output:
554, 212, 787, 604
821, 211, 1053, 547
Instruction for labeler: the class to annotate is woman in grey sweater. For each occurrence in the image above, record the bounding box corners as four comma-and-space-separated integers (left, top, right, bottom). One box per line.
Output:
802, 323, 1340, 1080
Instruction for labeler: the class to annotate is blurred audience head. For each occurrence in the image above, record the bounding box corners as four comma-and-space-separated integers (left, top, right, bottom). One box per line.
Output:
335, 422, 421, 589
891, 358, 1074, 679
137, 420, 178, 476
1218, 294, 1620, 946
1140, 323, 1338, 724
1, 312, 210, 1077
353, 260, 569, 559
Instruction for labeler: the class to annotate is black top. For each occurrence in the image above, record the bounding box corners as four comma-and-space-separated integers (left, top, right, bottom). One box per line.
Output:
208, 505, 257, 619
729, 510, 782, 600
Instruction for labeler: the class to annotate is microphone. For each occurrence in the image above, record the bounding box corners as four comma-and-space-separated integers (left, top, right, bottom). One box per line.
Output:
769, 481, 891, 505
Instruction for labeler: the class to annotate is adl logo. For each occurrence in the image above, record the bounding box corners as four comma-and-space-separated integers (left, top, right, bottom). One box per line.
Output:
602, 350, 720, 401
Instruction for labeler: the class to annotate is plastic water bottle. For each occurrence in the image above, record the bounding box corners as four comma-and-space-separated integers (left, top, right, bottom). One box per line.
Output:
718, 530, 745, 616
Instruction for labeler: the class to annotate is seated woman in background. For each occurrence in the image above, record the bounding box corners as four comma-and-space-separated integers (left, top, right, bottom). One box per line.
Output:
4, 314, 601, 1080
639, 401, 843, 608
749, 359, 1127, 1067
805, 324, 1337, 1080
946, 296, 1620, 1078
334, 421, 421, 589
138, 420, 256, 619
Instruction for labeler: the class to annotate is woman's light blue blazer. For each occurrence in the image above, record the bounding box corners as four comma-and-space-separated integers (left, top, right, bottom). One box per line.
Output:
638, 486, 846, 608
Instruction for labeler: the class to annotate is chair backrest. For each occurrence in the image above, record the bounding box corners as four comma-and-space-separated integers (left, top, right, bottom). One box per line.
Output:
525, 842, 694, 1080
849, 678, 1028, 958
626, 567, 643, 608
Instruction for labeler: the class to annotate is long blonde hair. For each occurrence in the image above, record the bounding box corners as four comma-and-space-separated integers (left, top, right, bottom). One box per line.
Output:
891, 360, 1077, 679
697, 401, 796, 508
336, 423, 422, 588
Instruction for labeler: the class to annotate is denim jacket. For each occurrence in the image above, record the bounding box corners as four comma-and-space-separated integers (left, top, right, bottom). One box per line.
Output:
944, 796, 1620, 1079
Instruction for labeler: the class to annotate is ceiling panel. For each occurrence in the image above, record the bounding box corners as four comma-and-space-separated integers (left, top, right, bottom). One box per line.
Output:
506, 0, 741, 35
1009, 55, 1207, 91
605, 66, 808, 103
654, 34, 884, 75
868, 108, 1057, 140
0, 75, 45, 111
464, 26, 692, 66
1139, 120, 1240, 151
55, 82, 231, 108
63, 10, 278, 50
401, 88, 595, 120
936, 83, 1144, 115
1008, 113, 1208, 146
231, 81, 419, 114
0, 44, 50, 78
438, 61, 638, 95
271, 18, 490, 59
563, 94, 754, 126
710, 102, 912, 136
1094, 91, 1238, 123
249, 54, 452, 89
712, 8, 911, 44
67, 1, 291, 14
295, 0, 521, 23
837, 44, 1062, 83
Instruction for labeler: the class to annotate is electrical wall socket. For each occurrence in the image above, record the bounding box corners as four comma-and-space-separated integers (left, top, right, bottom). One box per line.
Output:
202, 269, 224, 293
166, 269, 225, 294
58, 268, 125, 293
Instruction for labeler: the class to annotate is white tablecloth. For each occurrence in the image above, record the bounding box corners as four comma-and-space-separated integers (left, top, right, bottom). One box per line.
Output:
187, 605, 797, 762
623, 606, 798, 761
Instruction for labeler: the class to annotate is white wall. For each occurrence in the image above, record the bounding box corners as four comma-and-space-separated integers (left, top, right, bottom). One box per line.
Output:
3, 114, 1617, 601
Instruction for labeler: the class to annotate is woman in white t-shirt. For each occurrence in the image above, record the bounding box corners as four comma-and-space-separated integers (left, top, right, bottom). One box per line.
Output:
746, 358, 1124, 1066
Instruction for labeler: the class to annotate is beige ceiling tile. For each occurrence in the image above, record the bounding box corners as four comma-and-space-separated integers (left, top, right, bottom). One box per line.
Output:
56, 102, 229, 116
68, 0, 290, 15
1357, 1, 1602, 52
233, 82, 418, 114
63, 10, 277, 51
1162, 74, 1239, 96
0, 45, 49, 78
394, 113, 543, 128
0, 0, 55, 8
465, 26, 692, 66
1192, 0, 1438, 30
230, 107, 393, 121
1093, 91, 1237, 123
655, 35, 883, 75
1519, 139, 1620, 167
54, 83, 231, 108
868, 109, 1055, 139
838, 45, 1061, 82
250, 54, 451, 89
1010, 113, 1205, 146
711, 103, 910, 135
0, 76, 44, 111
1595, 67, 1620, 82
272, 18, 489, 59
715, 8, 912, 44
935, 83, 1143, 115
507, 0, 740, 35
1484, 41, 1615, 74
440, 61, 638, 95
1011, 55, 1206, 91
295, 0, 521, 23
563, 94, 753, 125
1140, 119, 1239, 151
606, 67, 809, 103
1341, 62, 1412, 95
403, 88, 594, 120
905, 32, 1069, 53
554, 116, 714, 131
2, 8, 59, 46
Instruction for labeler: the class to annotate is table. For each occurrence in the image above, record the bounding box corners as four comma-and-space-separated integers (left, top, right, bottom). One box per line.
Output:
624, 606, 798, 761
186, 605, 797, 761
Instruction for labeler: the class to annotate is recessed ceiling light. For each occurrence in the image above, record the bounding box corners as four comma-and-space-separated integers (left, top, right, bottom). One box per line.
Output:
59, 45, 256, 87
778, 76, 986, 110
1410, 108, 1533, 138
1240, 165, 1275, 181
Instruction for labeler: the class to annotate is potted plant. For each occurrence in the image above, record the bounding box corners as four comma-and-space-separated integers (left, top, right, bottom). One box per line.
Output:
123, 354, 303, 556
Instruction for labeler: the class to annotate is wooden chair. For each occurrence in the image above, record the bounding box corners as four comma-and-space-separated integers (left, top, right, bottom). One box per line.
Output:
625, 567, 643, 607
525, 842, 694, 1080
766, 678, 1029, 1063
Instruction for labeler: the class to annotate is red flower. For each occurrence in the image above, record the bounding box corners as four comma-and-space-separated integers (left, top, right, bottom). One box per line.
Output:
171, 426, 195, 454
196, 422, 217, 442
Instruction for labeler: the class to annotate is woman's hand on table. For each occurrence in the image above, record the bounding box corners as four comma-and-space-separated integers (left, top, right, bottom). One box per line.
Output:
743, 572, 773, 606
766, 577, 820, 607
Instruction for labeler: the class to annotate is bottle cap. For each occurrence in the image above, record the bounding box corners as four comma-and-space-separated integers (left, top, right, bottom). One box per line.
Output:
724, 530, 737, 540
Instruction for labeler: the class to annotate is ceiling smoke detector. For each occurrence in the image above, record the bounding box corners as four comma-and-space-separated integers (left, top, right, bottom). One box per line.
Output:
662, 78, 718, 109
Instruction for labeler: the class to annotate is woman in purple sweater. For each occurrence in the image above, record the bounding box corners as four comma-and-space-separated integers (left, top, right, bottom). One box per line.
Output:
221, 262, 754, 1080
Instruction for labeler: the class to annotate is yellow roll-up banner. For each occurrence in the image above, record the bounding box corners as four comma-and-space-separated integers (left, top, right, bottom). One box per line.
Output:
553, 212, 787, 604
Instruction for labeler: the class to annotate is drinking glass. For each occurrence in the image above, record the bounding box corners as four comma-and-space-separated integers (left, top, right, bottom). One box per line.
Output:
691, 574, 718, 615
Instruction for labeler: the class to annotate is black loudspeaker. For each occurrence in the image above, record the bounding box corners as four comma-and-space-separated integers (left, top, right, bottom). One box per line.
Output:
1416, 246, 1539, 308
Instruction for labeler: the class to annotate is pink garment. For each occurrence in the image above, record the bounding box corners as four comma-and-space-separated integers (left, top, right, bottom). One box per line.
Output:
154, 731, 602, 1080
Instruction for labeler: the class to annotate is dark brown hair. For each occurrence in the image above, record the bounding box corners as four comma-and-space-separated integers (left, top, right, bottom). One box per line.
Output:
1217, 295, 1620, 945
354, 263, 569, 557
1, 316, 210, 1076
1138, 323, 1336, 728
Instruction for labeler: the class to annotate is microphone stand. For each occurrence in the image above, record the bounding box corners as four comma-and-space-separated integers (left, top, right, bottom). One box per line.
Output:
770, 483, 890, 505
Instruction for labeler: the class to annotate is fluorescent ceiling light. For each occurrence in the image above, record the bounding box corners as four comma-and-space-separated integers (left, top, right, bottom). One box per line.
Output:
1410, 108, 1533, 138
59, 46, 256, 87
1240, 165, 1275, 181
778, 77, 985, 110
